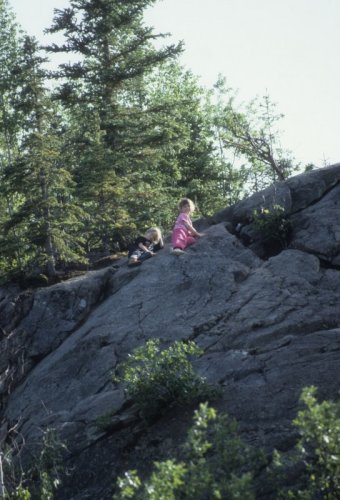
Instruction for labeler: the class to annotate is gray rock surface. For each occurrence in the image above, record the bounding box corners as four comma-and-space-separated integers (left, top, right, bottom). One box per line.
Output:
0, 164, 340, 499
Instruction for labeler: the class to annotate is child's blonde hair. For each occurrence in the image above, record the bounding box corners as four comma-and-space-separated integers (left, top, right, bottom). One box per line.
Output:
178, 198, 195, 212
145, 227, 162, 243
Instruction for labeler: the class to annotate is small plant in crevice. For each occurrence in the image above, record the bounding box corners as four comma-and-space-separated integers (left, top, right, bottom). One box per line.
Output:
252, 204, 292, 253
113, 339, 216, 418
113, 402, 265, 499
96, 410, 122, 433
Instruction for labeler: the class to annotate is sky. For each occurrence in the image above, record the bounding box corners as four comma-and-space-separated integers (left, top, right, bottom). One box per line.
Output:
9, 0, 340, 168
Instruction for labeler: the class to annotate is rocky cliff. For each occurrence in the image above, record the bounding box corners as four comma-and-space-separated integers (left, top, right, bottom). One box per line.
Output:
0, 164, 340, 499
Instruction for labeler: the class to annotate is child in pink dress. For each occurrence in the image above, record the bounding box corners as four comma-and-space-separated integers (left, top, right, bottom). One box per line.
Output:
171, 198, 204, 255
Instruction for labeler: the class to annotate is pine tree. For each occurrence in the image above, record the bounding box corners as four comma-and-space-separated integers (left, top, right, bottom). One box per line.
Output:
0, 0, 25, 278
44, 0, 183, 250
141, 65, 242, 218
3, 36, 86, 278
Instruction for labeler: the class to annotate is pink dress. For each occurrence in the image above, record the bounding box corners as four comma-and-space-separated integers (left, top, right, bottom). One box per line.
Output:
171, 212, 196, 250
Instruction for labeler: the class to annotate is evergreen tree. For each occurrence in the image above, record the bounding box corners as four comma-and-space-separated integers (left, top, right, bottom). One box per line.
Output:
3, 36, 85, 277
137, 63, 232, 223
45, 0, 183, 250
0, 0, 21, 163
0, 0, 25, 277
172, 74, 232, 215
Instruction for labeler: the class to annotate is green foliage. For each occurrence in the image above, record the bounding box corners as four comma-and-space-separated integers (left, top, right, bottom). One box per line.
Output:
146, 63, 225, 216
116, 462, 187, 500
116, 470, 142, 499
96, 411, 119, 433
0, 0, 304, 279
182, 403, 262, 500
280, 387, 340, 499
0, 34, 87, 279
3, 428, 66, 500
220, 91, 297, 186
115, 387, 340, 499
0, 0, 27, 277
44, 0, 184, 251
266, 387, 340, 499
9, 484, 31, 500
114, 339, 213, 417
252, 204, 292, 249
114, 402, 263, 499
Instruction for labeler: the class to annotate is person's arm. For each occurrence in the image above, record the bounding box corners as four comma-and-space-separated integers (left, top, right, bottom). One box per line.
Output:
138, 241, 154, 254
183, 220, 204, 238
135, 237, 154, 255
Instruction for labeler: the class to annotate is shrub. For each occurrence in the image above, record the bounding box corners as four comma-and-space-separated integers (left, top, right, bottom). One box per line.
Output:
114, 402, 264, 499
252, 204, 292, 249
114, 339, 214, 418
2, 428, 66, 499
116, 461, 186, 500
114, 386, 340, 499
281, 386, 340, 499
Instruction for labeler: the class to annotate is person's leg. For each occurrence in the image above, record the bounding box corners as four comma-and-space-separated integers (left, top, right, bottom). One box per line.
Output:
138, 251, 152, 262
185, 235, 197, 248
128, 250, 142, 266
171, 228, 186, 250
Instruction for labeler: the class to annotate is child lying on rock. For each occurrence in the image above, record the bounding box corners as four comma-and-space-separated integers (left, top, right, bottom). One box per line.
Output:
127, 227, 164, 266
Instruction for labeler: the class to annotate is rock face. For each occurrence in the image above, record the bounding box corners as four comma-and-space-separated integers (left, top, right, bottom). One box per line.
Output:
0, 164, 340, 499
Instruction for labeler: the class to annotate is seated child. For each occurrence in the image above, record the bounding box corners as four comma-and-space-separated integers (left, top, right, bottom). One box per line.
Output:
128, 227, 164, 266
171, 198, 204, 255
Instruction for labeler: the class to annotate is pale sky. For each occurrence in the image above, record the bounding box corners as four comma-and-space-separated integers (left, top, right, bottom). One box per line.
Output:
9, 0, 340, 168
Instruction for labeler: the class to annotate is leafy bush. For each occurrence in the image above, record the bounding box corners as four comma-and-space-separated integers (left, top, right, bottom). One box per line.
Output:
252, 204, 292, 249
114, 339, 214, 418
279, 386, 340, 499
114, 402, 264, 499
115, 461, 186, 500
114, 386, 340, 499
